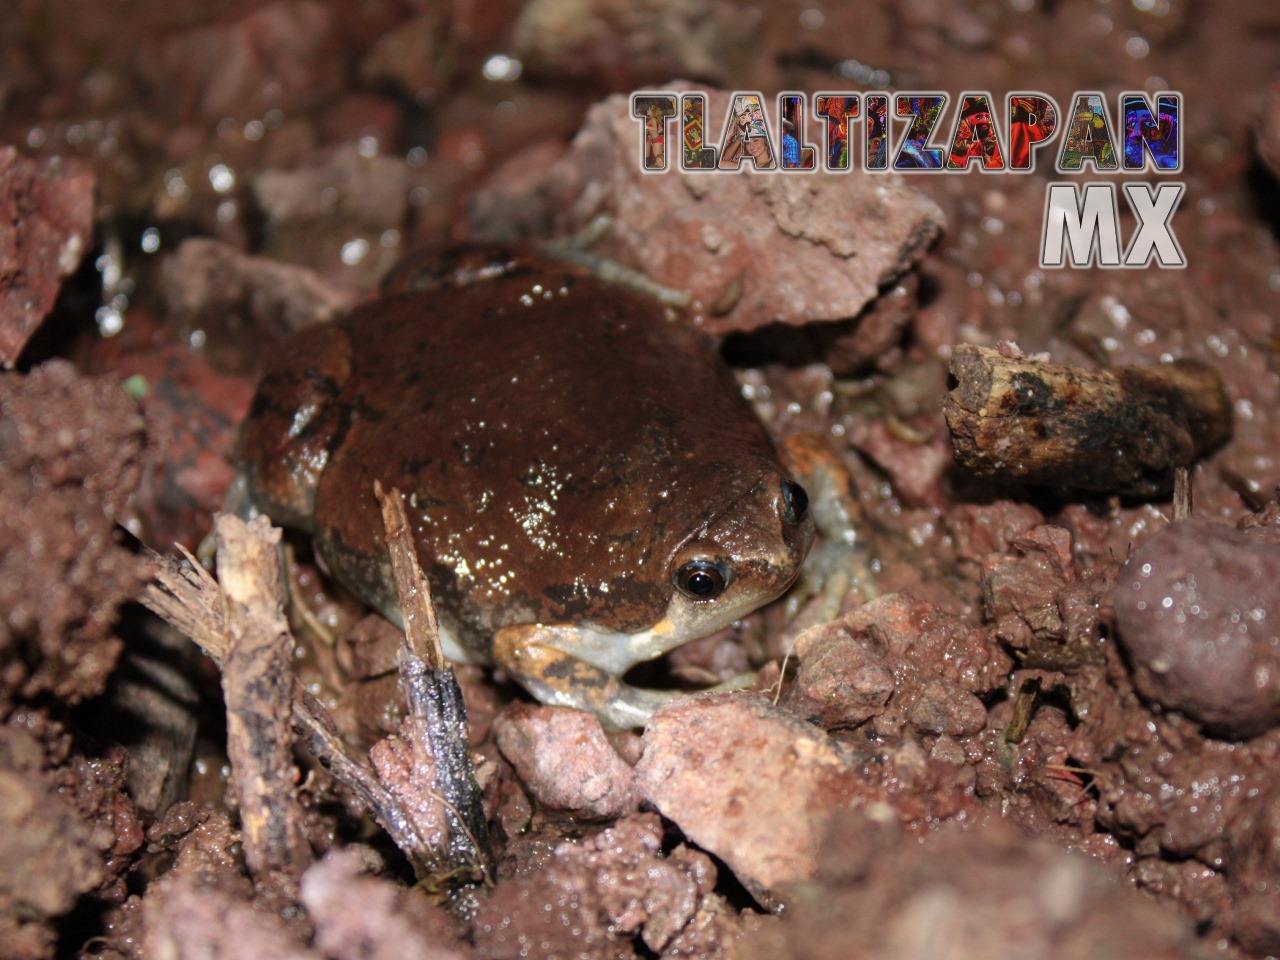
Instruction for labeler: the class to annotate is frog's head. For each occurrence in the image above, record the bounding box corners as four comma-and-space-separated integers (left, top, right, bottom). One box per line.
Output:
662, 470, 814, 646
531, 465, 815, 687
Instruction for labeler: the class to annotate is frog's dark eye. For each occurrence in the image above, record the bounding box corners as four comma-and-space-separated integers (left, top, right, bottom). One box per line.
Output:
675, 560, 729, 600
780, 478, 809, 525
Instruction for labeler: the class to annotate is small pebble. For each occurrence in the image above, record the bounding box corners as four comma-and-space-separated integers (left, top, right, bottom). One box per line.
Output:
1114, 518, 1280, 739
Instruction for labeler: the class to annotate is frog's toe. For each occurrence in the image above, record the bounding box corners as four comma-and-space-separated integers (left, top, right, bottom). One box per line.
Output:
493, 624, 678, 730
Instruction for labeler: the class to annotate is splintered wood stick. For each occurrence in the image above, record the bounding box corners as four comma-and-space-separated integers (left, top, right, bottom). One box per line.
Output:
142, 502, 491, 892
943, 344, 1232, 497
141, 541, 430, 874
371, 482, 492, 887
214, 515, 313, 901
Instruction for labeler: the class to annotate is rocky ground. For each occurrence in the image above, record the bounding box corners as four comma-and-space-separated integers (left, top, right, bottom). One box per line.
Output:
3, 1, 1280, 958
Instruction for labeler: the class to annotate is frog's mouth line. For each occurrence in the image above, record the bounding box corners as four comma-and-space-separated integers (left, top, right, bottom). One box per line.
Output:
666, 557, 804, 635
775, 556, 807, 596
541, 548, 809, 678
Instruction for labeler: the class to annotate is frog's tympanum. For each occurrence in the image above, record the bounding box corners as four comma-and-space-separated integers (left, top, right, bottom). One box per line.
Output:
238, 249, 814, 728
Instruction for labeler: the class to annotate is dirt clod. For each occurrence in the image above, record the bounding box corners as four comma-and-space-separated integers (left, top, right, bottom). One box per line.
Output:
475, 812, 730, 960
299, 846, 470, 960
737, 811, 1199, 960
0, 147, 94, 368
0, 726, 114, 959
1114, 517, 1280, 738
467, 88, 945, 336
494, 703, 640, 820
635, 692, 862, 904
0, 360, 149, 714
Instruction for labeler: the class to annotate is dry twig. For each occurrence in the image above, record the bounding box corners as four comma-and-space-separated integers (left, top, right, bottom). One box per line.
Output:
141, 501, 491, 894
215, 515, 312, 900
369, 482, 492, 886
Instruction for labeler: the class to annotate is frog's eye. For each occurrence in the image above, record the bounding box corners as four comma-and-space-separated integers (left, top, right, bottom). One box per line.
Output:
675, 560, 729, 600
780, 478, 809, 525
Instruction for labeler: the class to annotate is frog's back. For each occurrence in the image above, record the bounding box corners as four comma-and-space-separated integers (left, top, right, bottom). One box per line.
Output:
244, 259, 784, 654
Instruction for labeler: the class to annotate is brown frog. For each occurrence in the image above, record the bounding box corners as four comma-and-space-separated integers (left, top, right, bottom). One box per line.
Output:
237, 248, 814, 729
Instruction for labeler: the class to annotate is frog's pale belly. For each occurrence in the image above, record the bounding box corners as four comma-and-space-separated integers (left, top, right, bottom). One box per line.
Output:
239, 251, 813, 721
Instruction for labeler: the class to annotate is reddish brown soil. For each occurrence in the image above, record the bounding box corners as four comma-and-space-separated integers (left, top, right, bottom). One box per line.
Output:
3, 2, 1280, 958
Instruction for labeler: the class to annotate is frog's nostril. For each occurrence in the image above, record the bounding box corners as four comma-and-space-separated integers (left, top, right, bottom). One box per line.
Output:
780, 478, 809, 525
675, 560, 729, 600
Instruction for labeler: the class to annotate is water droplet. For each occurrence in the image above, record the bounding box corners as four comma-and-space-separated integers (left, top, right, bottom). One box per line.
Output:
482, 54, 523, 82
96, 305, 124, 337
1125, 34, 1150, 58
340, 239, 369, 266
208, 163, 235, 193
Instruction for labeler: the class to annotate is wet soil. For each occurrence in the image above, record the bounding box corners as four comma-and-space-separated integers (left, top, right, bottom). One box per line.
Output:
4, 1, 1280, 958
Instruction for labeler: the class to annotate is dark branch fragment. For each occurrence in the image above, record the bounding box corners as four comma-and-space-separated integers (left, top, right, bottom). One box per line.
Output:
944, 344, 1232, 497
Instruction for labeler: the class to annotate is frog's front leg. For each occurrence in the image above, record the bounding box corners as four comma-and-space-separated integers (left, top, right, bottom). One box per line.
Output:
493, 624, 677, 730
779, 433, 879, 617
